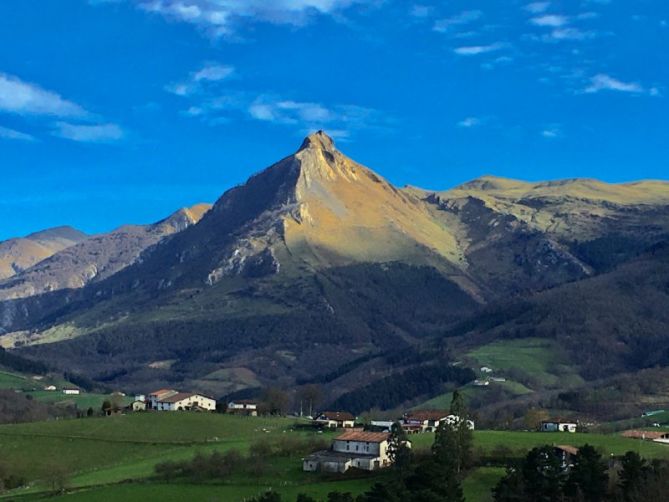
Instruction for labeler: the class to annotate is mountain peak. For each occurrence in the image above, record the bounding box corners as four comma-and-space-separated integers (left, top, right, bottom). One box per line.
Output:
298, 130, 336, 153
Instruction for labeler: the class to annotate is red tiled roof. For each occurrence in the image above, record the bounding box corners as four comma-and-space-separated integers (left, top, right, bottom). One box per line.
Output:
150, 388, 176, 396
555, 445, 579, 455
317, 411, 355, 421
159, 392, 194, 404
405, 410, 449, 421
335, 430, 390, 443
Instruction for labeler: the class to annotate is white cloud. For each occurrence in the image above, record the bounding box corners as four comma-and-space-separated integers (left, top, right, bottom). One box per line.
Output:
53, 122, 124, 143
584, 74, 644, 94
454, 42, 507, 56
433, 10, 482, 33
0, 125, 35, 141
0, 73, 87, 118
541, 127, 561, 138
167, 62, 235, 96
457, 117, 481, 128
524, 2, 550, 14
134, 0, 364, 37
531, 14, 568, 27
193, 64, 234, 82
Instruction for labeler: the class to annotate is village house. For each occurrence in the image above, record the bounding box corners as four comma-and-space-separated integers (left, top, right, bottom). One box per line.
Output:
541, 418, 578, 433
43, 385, 57, 391
147, 389, 216, 411
304, 430, 407, 473
227, 399, 258, 416
62, 388, 80, 395
402, 410, 475, 433
313, 411, 355, 429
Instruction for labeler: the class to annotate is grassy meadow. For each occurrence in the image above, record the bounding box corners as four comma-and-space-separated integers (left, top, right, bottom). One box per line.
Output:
1, 412, 669, 501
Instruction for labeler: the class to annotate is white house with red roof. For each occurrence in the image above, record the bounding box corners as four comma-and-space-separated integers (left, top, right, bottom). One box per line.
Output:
303, 429, 408, 473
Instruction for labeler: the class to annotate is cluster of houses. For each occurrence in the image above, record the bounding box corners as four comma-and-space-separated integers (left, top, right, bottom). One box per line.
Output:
127, 391, 264, 414
302, 409, 474, 473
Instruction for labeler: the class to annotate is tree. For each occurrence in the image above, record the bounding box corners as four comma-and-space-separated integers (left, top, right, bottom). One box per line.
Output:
44, 464, 70, 493
493, 465, 525, 502
520, 446, 564, 502
110, 393, 125, 412
327, 492, 354, 502
358, 482, 406, 502
564, 444, 608, 502
86, 407, 94, 417
261, 387, 290, 416
298, 384, 323, 417
524, 408, 549, 431
100, 400, 112, 415
449, 390, 473, 473
618, 451, 649, 501
405, 458, 464, 502
249, 491, 281, 502
387, 422, 412, 474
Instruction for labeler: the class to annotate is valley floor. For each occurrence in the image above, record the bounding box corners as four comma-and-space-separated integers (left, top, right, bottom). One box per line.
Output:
1, 413, 669, 501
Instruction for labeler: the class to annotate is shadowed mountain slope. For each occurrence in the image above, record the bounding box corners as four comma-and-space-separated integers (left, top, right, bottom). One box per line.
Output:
0, 204, 211, 300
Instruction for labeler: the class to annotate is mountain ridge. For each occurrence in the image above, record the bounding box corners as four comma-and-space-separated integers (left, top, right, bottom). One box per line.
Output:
2, 132, 669, 416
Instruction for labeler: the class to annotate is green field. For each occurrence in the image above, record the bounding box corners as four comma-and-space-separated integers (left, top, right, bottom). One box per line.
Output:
2, 413, 669, 501
467, 338, 584, 388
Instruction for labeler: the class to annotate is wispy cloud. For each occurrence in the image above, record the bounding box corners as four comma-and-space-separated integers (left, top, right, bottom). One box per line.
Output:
457, 117, 481, 128
167, 62, 235, 96
53, 122, 124, 143
0, 73, 87, 118
247, 96, 389, 137
132, 0, 365, 37
524, 2, 550, 14
531, 14, 568, 27
541, 126, 561, 138
454, 42, 507, 56
584, 74, 645, 94
433, 10, 483, 33
0, 125, 35, 141
193, 64, 234, 82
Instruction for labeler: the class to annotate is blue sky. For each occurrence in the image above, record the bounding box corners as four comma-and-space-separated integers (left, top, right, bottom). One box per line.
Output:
1, 0, 667, 239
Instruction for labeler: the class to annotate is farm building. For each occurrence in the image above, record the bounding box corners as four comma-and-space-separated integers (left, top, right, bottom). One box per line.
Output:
304, 430, 406, 473
130, 400, 147, 411
227, 399, 258, 416
402, 410, 474, 433
541, 418, 578, 433
147, 389, 216, 411
62, 388, 80, 395
313, 411, 355, 428
44, 385, 57, 391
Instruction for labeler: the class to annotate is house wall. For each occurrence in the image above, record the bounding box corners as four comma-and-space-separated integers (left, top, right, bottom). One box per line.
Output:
332, 439, 386, 457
